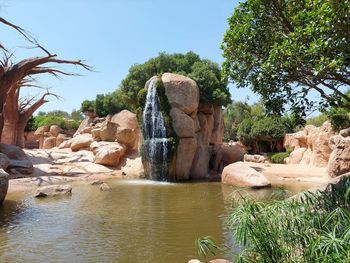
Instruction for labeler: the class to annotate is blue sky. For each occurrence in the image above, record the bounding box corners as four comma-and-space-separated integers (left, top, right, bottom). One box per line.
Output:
1, 0, 258, 114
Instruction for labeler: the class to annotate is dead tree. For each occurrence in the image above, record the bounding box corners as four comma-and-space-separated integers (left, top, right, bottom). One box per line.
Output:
1, 80, 60, 147
0, 17, 92, 144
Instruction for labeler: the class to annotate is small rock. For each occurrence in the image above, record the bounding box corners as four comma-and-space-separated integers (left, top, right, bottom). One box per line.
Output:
188, 260, 201, 263
90, 180, 103, 185
34, 185, 72, 198
100, 183, 111, 191
122, 171, 126, 176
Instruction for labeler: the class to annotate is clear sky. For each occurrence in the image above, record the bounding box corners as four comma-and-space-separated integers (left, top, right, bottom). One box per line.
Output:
1, 0, 258, 114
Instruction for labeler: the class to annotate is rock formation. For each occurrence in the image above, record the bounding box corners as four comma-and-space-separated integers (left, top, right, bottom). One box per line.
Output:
142, 73, 231, 180
57, 110, 140, 168
284, 122, 334, 166
327, 129, 350, 177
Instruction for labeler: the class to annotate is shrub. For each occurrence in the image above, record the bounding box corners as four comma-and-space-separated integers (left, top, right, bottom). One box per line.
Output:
268, 152, 290, 164
228, 177, 350, 262
327, 107, 350, 132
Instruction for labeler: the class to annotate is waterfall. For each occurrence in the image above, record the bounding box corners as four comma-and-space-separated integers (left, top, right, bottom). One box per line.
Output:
142, 77, 169, 180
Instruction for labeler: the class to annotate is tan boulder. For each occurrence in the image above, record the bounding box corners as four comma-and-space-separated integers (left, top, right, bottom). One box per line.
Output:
115, 127, 137, 150
176, 138, 197, 180
244, 154, 267, 163
327, 135, 350, 177
111, 110, 138, 130
287, 147, 307, 164
308, 122, 333, 166
92, 141, 126, 167
58, 138, 73, 149
70, 134, 93, 151
91, 128, 101, 141
284, 131, 307, 150
99, 120, 119, 141
161, 73, 199, 114
339, 128, 350, 138
43, 136, 57, 149
34, 126, 50, 137
222, 162, 271, 188
0, 169, 9, 203
170, 108, 195, 138
74, 117, 94, 137
55, 134, 67, 147
49, 125, 61, 137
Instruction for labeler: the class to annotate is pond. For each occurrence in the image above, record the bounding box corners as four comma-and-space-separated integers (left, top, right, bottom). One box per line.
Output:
0, 179, 321, 263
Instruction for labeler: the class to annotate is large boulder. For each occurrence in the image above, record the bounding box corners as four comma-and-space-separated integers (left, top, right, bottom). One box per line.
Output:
175, 138, 197, 180
111, 110, 138, 130
91, 141, 126, 167
0, 143, 33, 174
308, 122, 333, 166
56, 133, 67, 147
327, 135, 350, 177
0, 169, 9, 203
170, 108, 195, 138
34, 184, 72, 198
222, 162, 271, 188
99, 120, 119, 141
34, 126, 50, 137
212, 144, 245, 173
115, 127, 137, 149
74, 116, 95, 137
161, 73, 199, 114
70, 134, 93, 151
286, 147, 307, 164
0, 153, 10, 170
43, 136, 57, 149
49, 125, 61, 137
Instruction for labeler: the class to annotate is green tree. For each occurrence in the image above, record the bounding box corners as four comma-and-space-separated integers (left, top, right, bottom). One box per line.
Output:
119, 51, 231, 111
222, 0, 350, 114
81, 100, 95, 113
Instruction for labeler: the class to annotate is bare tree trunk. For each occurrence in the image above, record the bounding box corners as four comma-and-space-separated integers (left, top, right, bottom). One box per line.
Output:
16, 121, 27, 148
1, 87, 19, 145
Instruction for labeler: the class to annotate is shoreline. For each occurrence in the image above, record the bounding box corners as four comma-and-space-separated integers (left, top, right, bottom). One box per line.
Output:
6, 161, 332, 195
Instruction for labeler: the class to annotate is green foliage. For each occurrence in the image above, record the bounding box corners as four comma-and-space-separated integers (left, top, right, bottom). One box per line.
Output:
70, 109, 83, 121
81, 100, 95, 113
81, 91, 128, 117
119, 51, 230, 111
228, 177, 350, 262
237, 116, 291, 151
195, 236, 219, 259
237, 118, 256, 146
268, 151, 290, 164
251, 117, 289, 141
28, 115, 80, 131
306, 114, 329, 127
222, 0, 350, 115
327, 107, 350, 132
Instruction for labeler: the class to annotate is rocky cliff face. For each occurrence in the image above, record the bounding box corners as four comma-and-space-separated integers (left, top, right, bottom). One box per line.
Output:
142, 73, 224, 180
284, 122, 334, 167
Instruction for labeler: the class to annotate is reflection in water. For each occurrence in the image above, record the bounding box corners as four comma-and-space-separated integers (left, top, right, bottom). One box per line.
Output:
0, 179, 322, 263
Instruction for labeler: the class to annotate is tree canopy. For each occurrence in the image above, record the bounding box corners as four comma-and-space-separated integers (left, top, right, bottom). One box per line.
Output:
222, 0, 350, 115
119, 52, 231, 111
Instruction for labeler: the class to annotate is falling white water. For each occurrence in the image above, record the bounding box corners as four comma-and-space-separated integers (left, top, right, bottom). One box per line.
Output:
142, 77, 168, 180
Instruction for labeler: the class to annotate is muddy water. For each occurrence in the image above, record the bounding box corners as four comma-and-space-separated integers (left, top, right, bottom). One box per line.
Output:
0, 179, 321, 263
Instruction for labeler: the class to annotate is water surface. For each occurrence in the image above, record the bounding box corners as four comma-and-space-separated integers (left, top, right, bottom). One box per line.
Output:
0, 179, 321, 263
